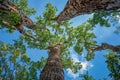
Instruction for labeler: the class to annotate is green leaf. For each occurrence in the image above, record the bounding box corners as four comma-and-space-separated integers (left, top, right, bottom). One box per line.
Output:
1, 42, 7, 50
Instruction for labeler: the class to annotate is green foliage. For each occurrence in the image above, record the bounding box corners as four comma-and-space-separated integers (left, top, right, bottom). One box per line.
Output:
67, 23, 96, 60
82, 73, 95, 80
12, 0, 36, 16
7, 12, 21, 26
62, 56, 82, 73
23, 3, 69, 49
43, 3, 57, 20
0, 11, 20, 33
88, 10, 120, 36
105, 51, 120, 80
86, 51, 95, 61
0, 0, 36, 33
88, 11, 111, 27
71, 62, 82, 73
0, 40, 46, 80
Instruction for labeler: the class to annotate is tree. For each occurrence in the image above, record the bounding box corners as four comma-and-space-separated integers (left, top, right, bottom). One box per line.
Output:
0, 0, 47, 39
0, 0, 120, 80
52, 0, 120, 24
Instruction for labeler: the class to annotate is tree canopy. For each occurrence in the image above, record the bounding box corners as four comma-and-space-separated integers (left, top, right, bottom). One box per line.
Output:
0, 0, 120, 80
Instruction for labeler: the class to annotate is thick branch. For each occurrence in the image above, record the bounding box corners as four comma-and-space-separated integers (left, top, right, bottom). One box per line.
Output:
92, 43, 120, 53
54, 0, 120, 24
0, 0, 48, 39
21, 15, 48, 30
0, 1, 47, 29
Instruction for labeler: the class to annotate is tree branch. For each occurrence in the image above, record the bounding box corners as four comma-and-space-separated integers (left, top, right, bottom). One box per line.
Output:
0, 0, 49, 39
16, 27, 36, 40
26, 24, 49, 31
1, 21, 36, 39
92, 43, 120, 53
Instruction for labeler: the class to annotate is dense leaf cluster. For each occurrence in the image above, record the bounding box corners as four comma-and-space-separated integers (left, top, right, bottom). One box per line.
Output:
105, 51, 120, 80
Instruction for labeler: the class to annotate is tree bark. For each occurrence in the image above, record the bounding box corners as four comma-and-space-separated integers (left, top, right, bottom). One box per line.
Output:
54, 0, 120, 24
40, 42, 64, 80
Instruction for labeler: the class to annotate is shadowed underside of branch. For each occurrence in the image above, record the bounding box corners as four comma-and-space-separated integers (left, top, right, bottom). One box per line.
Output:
0, 0, 47, 39
92, 43, 120, 53
53, 0, 120, 24
40, 42, 65, 80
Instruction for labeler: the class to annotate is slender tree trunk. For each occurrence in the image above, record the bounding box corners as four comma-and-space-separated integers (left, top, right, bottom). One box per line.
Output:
40, 42, 64, 80
53, 0, 120, 24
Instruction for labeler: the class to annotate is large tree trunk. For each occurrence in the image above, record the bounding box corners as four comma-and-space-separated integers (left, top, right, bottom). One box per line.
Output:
40, 43, 64, 80
54, 0, 120, 24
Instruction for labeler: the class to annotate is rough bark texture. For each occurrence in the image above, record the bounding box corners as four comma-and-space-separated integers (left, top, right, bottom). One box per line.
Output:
92, 43, 120, 53
54, 0, 120, 24
0, 0, 46, 39
40, 42, 64, 80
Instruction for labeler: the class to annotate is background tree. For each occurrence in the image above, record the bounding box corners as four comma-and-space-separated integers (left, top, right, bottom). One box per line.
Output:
0, 40, 46, 80
0, 0, 120, 80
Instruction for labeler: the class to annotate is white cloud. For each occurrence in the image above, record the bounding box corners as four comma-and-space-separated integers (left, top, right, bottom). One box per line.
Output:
116, 15, 120, 23
67, 53, 93, 78
80, 61, 93, 74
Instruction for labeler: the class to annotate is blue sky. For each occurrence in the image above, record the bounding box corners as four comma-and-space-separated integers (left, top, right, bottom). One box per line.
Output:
0, 0, 120, 80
